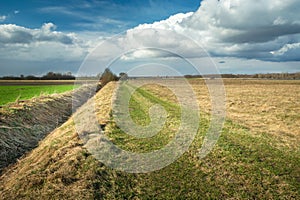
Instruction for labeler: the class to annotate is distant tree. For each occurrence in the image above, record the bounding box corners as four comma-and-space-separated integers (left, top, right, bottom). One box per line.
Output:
41, 72, 75, 80
119, 72, 128, 80
1, 76, 20, 80
100, 68, 118, 86
184, 75, 193, 78
96, 73, 102, 79
62, 72, 75, 80
25, 75, 39, 80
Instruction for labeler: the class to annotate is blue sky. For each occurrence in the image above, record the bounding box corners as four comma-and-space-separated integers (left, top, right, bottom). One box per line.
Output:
1, 0, 199, 33
0, 0, 300, 76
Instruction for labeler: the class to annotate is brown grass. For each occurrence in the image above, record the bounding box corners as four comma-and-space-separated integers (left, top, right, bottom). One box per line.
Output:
0, 84, 95, 173
0, 79, 299, 199
0, 82, 125, 199
133, 78, 300, 150
189, 79, 300, 151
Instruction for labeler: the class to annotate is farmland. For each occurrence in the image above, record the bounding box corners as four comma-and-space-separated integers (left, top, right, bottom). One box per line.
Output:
0, 81, 80, 105
0, 85, 78, 105
0, 79, 299, 199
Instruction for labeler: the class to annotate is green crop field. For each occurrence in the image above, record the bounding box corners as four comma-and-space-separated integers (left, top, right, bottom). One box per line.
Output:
0, 85, 77, 105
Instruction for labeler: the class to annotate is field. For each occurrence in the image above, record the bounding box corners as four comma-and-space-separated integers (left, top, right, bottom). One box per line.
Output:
0, 79, 299, 199
0, 80, 79, 105
0, 84, 94, 173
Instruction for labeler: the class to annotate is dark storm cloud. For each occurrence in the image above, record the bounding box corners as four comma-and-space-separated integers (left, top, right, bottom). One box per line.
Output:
224, 24, 300, 44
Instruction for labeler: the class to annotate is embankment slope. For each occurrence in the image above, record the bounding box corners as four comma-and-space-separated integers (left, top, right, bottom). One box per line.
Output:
0, 84, 95, 173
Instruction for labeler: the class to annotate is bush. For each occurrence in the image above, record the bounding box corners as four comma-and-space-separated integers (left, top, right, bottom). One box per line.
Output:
100, 68, 118, 86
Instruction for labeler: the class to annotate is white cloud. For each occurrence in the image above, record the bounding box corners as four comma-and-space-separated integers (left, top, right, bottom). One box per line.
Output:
2, 0, 300, 75
0, 15, 7, 22
0, 24, 33, 44
0, 23, 78, 45
120, 49, 177, 61
0, 23, 100, 62
120, 49, 161, 61
182, 0, 300, 61
270, 42, 300, 61
271, 43, 300, 55
133, 12, 193, 31
119, 0, 300, 62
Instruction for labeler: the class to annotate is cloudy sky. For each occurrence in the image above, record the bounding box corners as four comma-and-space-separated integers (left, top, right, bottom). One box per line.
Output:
0, 0, 300, 76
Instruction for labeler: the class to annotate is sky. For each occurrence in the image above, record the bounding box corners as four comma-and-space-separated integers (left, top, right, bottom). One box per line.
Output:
0, 0, 300, 76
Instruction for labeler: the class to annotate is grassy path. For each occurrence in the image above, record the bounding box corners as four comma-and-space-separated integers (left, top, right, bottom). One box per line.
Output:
103, 82, 300, 199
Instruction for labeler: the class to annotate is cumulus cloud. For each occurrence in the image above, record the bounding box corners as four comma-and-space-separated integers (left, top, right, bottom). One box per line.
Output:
0, 15, 7, 22
121, 0, 300, 62
0, 23, 98, 62
120, 48, 178, 61
106, 13, 209, 62
134, 12, 193, 31
0, 23, 77, 45
2, 0, 300, 76
0, 25, 34, 44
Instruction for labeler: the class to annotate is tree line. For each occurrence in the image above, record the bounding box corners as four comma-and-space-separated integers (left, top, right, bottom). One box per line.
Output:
1, 71, 299, 80
185, 72, 300, 80
0, 72, 75, 80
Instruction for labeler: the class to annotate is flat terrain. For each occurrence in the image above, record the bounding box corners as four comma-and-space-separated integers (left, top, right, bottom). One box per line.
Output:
0, 85, 77, 105
189, 79, 300, 150
0, 80, 76, 86
0, 79, 299, 199
0, 80, 87, 105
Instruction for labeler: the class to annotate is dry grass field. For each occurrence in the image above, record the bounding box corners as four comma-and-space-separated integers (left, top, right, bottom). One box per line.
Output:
141, 78, 300, 150
189, 79, 300, 151
0, 79, 299, 199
